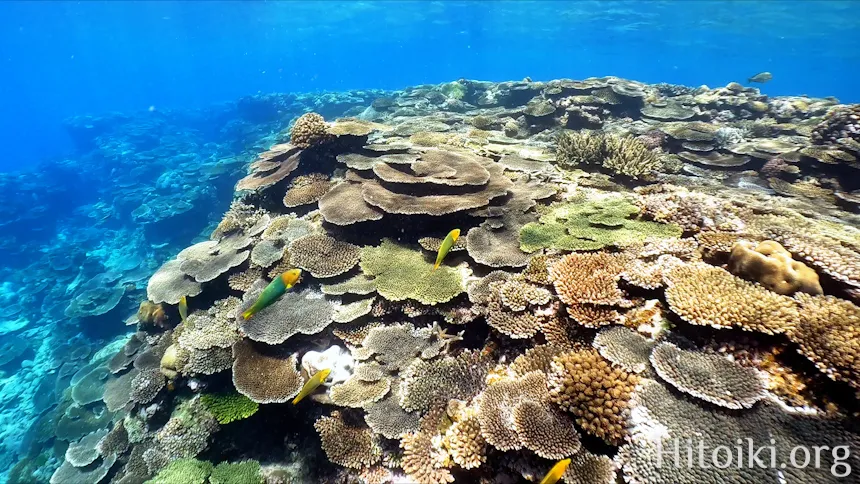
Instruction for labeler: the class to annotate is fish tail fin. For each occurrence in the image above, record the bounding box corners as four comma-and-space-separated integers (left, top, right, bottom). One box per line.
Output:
432, 262, 440, 271
241, 309, 252, 320
292, 394, 303, 405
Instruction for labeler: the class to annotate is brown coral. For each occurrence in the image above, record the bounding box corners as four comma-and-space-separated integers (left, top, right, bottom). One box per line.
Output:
289, 234, 360, 278
548, 348, 639, 445
315, 411, 382, 469
477, 371, 580, 458
236, 144, 301, 192
282, 173, 332, 208
291, 112, 332, 148
664, 261, 799, 335
728, 240, 822, 295
549, 252, 631, 307
231, 339, 302, 404
792, 293, 860, 390
443, 404, 486, 469
137, 301, 168, 328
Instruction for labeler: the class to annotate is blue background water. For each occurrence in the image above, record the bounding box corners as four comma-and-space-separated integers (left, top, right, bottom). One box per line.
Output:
1, 0, 859, 172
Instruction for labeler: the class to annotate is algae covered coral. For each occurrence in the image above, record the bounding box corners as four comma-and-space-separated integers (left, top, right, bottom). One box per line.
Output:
11, 76, 860, 484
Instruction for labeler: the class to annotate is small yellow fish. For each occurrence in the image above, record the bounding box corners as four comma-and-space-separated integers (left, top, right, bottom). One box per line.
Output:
242, 269, 302, 320
747, 72, 772, 84
178, 296, 188, 323
292, 368, 331, 405
433, 229, 461, 271
539, 458, 571, 484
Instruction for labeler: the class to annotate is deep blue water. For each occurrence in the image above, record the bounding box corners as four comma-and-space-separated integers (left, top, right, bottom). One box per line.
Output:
1, 0, 859, 171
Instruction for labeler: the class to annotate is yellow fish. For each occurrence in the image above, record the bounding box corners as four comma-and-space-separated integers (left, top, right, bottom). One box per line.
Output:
242, 269, 302, 320
433, 229, 461, 271
178, 296, 188, 323
539, 458, 571, 484
292, 368, 331, 405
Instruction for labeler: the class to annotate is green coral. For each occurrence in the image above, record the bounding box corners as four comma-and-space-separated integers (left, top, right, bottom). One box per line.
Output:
200, 391, 259, 424
209, 461, 264, 484
556, 131, 660, 178
440, 81, 466, 100
520, 196, 682, 252
360, 239, 465, 305
145, 458, 213, 484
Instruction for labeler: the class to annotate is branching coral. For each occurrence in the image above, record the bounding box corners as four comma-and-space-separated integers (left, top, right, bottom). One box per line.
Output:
556, 131, 661, 178
650, 342, 765, 409
291, 112, 332, 148
289, 233, 360, 278
231, 339, 302, 404
360, 239, 465, 305
315, 411, 382, 469
521, 196, 680, 253
549, 252, 630, 306
792, 293, 860, 390
443, 403, 486, 469
663, 261, 799, 335
477, 371, 580, 458
200, 391, 259, 424
400, 406, 455, 484
548, 349, 639, 445
238, 282, 334, 345
399, 350, 490, 412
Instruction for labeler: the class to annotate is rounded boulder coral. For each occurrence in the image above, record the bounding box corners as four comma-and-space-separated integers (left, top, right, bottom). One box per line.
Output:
290, 112, 332, 148
728, 240, 822, 295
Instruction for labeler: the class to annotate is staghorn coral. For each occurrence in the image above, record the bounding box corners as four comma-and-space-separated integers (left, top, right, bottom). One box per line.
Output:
729, 240, 822, 295
231, 339, 303, 404
556, 131, 661, 178
315, 411, 382, 469
329, 376, 391, 408
282, 173, 332, 208
476, 371, 580, 458
592, 326, 655, 374
291, 112, 332, 148
360, 239, 465, 305
521, 253, 556, 285
664, 262, 799, 335
199, 391, 259, 424
548, 349, 639, 445
650, 342, 766, 409
399, 350, 490, 412
289, 233, 360, 278
792, 293, 860, 390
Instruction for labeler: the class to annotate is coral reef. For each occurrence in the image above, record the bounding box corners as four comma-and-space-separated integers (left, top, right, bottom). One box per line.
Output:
10, 76, 860, 484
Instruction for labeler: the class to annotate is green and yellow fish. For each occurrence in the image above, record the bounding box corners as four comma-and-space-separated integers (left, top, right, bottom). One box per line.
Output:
433, 229, 461, 271
539, 458, 571, 484
241, 269, 302, 320
178, 296, 188, 323
292, 368, 331, 405
747, 72, 772, 84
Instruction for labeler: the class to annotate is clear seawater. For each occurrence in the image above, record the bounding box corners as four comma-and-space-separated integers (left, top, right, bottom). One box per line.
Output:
1, 1, 859, 482
2, 0, 859, 170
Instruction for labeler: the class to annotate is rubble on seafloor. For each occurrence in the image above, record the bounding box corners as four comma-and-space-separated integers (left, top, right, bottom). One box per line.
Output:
9, 77, 860, 484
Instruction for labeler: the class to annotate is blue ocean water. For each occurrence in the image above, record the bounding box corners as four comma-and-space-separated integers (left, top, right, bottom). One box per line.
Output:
2, 0, 859, 170
1, 1, 860, 483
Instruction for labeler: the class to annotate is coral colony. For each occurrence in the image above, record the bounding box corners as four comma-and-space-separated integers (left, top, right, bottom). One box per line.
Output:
5, 77, 860, 483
